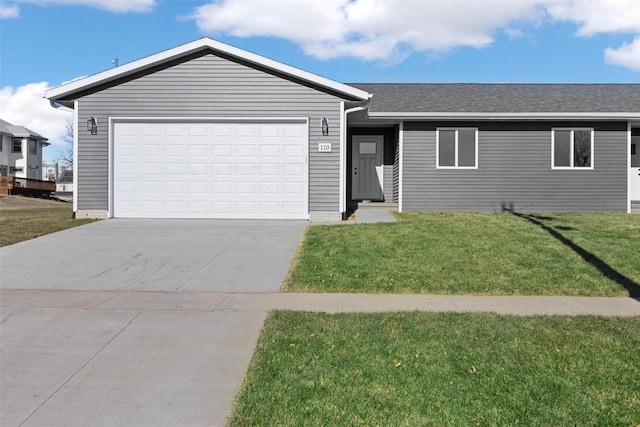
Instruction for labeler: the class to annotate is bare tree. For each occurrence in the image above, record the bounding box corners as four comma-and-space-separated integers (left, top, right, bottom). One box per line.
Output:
57, 119, 73, 170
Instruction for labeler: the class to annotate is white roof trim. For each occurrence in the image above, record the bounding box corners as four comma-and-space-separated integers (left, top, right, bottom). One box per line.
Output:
45, 38, 371, 101
367, 112, 640, 120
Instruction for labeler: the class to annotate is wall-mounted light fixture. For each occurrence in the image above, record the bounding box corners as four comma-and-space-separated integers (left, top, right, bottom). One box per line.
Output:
87, 117, 98, 135
321, 117, 329, 136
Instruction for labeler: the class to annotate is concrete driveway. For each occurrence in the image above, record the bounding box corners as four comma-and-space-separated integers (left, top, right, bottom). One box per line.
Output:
1, 219, 306, 292
0, 219, 306, 426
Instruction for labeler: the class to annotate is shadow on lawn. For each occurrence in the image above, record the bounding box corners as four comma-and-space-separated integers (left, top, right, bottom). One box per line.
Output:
508, 211, 640, 298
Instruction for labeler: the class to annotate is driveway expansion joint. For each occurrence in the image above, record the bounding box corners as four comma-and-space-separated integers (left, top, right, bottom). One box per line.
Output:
16, 311, 142, 427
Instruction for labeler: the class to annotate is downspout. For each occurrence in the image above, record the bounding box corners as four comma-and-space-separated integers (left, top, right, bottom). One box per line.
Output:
48, 99, 77, 216
340, 104, 366, 219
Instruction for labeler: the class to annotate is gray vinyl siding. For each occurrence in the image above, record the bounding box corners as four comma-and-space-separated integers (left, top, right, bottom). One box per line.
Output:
75, 53, 346, 213
402, 121, 627, 212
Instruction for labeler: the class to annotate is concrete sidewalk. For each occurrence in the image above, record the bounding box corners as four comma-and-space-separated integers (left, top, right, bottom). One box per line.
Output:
2, 288, 638, 426
3, 289, 639, 316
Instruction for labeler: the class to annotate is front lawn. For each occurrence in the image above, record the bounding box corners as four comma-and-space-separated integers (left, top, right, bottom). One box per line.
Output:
285, 212, 640, 296
228, 311, 640, 427
0, 207, 97, 247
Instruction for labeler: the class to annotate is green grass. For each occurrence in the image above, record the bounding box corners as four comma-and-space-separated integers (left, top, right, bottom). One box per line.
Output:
0, 207, 97, 247
285, 212, 640, 296
228, 311, 640, 427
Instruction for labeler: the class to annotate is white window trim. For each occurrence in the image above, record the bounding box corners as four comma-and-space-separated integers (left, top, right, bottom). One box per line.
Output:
551, 128, 594, 170
436, 127, 478, 169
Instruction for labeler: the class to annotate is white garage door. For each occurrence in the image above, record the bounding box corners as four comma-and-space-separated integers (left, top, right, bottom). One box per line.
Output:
112, 121, 308, 219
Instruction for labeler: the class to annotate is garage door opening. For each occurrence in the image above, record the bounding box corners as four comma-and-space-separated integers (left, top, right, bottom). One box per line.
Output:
110, 119, 309, 219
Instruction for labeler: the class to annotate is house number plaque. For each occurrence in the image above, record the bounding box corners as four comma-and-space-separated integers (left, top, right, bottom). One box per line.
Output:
318, 143, 332, 152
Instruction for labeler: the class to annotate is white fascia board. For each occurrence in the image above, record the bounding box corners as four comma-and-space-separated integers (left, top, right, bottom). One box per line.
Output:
45, 38, 371, 101
367, 112, 640, 120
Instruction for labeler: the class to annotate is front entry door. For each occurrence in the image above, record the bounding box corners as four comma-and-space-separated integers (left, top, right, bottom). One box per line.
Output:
630, 135, 640, 207
352, 135, 383, 201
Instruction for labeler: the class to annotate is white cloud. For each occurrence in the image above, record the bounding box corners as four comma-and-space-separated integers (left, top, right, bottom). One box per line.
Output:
0, 3, 19, 18
543, 0, 640, 36
189, 0, 640, 70
605, 37, 640, 71
190, 0, 540, 61
8, 0, 156, 14
0, 82, 72, 158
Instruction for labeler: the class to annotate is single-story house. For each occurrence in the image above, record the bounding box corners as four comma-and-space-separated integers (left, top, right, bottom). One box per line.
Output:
0, 119, 49, 180
44, 38, 640, 220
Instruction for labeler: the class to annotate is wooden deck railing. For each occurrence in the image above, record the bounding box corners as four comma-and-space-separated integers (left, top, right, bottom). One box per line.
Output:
0, 176, 56, 196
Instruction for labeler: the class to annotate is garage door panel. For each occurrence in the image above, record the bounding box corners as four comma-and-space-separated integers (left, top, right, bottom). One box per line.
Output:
162, 201, 184, 215
163, 182, 185, 193
118, 162, 138, 175
258, 163, 279, 175
211, 163, 232, 175
187, 201, 208, 214
283, 163, 304, 176
259, 145, 280, 157
140, 163, 161, 175
235, 164, 256, 175
187, 163, 208, 175
140, 200, 162, 213
140, 144, 161, 156
283, 125, 303, 137
187, 124, 209, 137
259, 125, 280, 137
235, 145, 257, 157
235, 125, 257, 137
140, 181, 161, 193
187, 181, 209, 194
163, 163, 184, 175
212, 144, 232, 156
187, 144, 208, 157
164, 144, 184, 156
235, 182, 257, 194
259, 182, 280, 194
113, 121, 308, 219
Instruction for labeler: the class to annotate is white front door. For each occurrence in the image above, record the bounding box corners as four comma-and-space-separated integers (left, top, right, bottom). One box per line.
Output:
630, 135, 640, 206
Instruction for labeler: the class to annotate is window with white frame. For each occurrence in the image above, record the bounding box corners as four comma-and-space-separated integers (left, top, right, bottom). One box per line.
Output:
437, 128, 478, 168
12, 138, 22, 153
552, 128, 593, 169
29, 139, 37, 155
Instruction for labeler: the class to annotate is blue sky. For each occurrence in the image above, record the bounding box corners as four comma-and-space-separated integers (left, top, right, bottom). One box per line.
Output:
1, 0, 639, 161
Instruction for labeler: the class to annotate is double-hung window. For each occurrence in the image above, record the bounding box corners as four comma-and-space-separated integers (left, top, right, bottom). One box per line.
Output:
552, 128, 593, 169
12, 138, 22, 153
437, 128, 478, 169
29, 139, 37, 155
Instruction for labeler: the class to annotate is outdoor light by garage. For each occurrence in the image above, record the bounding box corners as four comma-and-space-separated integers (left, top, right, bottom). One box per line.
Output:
321, 117, 329, 136
87, 117, 98, 135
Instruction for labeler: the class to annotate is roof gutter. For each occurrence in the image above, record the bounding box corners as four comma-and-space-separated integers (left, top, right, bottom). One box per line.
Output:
367, 112, 640, 121
48, 99, 75, 112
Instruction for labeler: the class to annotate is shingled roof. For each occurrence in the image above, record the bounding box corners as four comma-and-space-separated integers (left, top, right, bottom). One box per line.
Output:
0, 118, 48, 141
349, 84, 640, 114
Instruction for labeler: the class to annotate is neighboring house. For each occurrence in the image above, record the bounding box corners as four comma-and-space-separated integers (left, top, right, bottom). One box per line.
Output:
54, 169, 74, 201
42, 161, 60, 181
44, 38, 640, 220
0, 119, 49, 180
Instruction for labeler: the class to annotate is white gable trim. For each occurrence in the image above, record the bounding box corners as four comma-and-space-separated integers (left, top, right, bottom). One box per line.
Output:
45, 38, 371, 101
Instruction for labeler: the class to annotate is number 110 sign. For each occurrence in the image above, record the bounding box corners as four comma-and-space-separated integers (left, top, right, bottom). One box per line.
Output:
318, 143, 332, 152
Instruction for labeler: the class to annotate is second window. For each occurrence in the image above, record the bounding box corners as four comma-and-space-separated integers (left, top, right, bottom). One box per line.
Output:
437, 128, 478, 169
